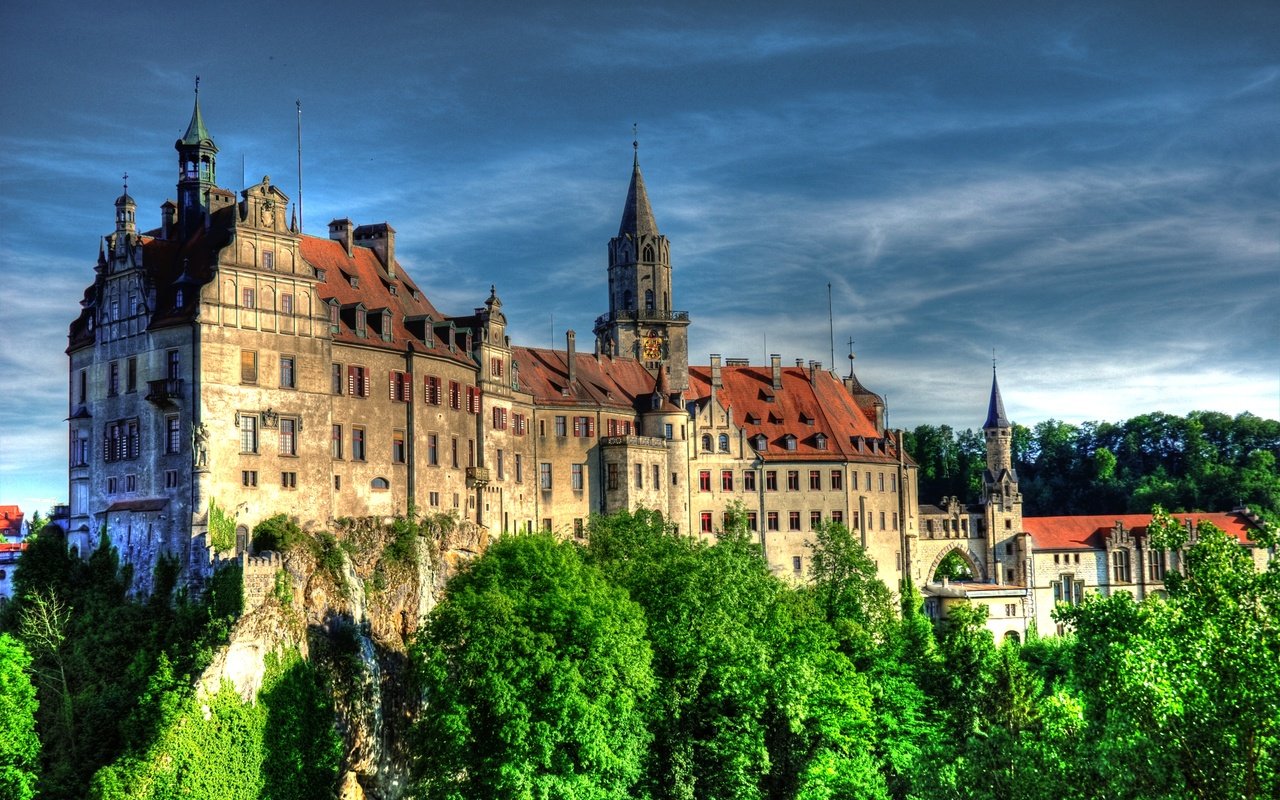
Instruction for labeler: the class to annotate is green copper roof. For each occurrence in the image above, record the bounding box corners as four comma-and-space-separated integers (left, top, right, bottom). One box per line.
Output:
180, 95, 212, 146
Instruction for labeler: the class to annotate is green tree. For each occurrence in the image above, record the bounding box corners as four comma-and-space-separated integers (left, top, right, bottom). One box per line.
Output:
0, 633, 40, 800
412, 532, 654, 800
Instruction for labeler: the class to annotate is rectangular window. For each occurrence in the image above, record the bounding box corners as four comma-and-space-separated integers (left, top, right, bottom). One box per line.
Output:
890, 474, 898, 493
424, 375, 442, 405
390, 370, 411, 402
329, 304, 340, 333
490, 357, 504, 377
830, 470, 843, 490
879, 511, 886, 530
608, 419, 618, 436
347, 365, 368, 397
515, 454, 523, 483
451, 437, 459, 468
513, 413, 527, 435
540, 462, 552, 490
1112, 550, 1130, 582
263, 251, 274, 270
165, 415, 182, 454
493, 407, 508, 429
352, 427, 366, 461
744, 470, 757, 492
607, 462, 619, 490
809, 470, 821, 491
574, 518, 585, 539
787, 471, 800, 491
240, 414, 258, 453
108, 361, 119, 396
574, 416, 595, 437
664, 423, 673, 440
332, 363, 343, 394
281, 292, 293, 315
700, 512, 713, 533
1149, 551, 1166, 581
241, 350, 258, 384
747, 511, 758, 531
468, 439, 475, 467
767, 511, 780, 531
866, 471, 871, 491
282, 471, 297, 489
765, 471, 778, 491
789, 511, 801, 531
555, 416, 567, 437
653, 464, 661, 489
634, 463, 643, 489
78, 369, 87, 403
496, 449, 505, 480
466, 386, 481, 414
793, 556, 803, 575
126, 357, 137, 393
392, 430, 406, 464
164, 470, 179, 489
699, 470, 711, 492
721, 470, 733, 492
167, 350, 181, 381
572, 463, 584, 492
427, 433, 439, 466
335, 475, 341, 490
879, 472, 885, 492
811, 510, 822, 529
449, 381, 461, 410
331, 425, 343, 459
831, 510, 843, 525
242, 470, 258, 487
279, 418, 297, 457
107, 476, 117, 494
893, 512, 899, 530
280, 356, 296, 389
126, 474, 137, 493
429, 491, 440, 507
242, 287, 256, 309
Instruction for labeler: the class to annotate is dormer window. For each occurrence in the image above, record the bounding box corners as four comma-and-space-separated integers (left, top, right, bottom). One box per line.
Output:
746, 413, 760, 425
348, 274, 359, 288
783, 434, 797, 451
355, 308, 367, 338
814, 433, 828, 450
381, 310, 393, 342
175, 289, 184, 307
328, 301, 340, 333
752, 434, 768, 452
412, 289, 420, 301
316, 269, 327, 281
389, 285, 398, 296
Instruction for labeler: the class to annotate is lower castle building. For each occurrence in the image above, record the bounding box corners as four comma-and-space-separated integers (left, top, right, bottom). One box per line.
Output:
67, 90, 1269, 631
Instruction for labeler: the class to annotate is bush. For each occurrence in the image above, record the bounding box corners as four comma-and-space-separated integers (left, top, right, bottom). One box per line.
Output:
252, 515, 303, 554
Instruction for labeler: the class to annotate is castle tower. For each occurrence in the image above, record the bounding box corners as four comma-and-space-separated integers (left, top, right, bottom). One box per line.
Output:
982, 365, 1024, 584
594, 144, 690, 391
175, 80, 218, 236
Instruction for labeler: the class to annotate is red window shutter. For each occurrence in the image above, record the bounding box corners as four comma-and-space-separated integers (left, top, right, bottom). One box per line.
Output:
390, 371, 396, 400
348, 366, 355, 395
573, 417, 581, 437
405, 378, 412, 403
587, 418, 595, 437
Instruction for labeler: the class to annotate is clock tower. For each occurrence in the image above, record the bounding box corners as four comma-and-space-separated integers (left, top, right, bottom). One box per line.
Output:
594, 146, 690, 391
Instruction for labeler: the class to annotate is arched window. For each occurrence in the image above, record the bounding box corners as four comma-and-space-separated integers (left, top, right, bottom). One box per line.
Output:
1003, 630, 1021, 644
371, 477, 390, 490
701, 434, 712, 451
643, 244, 655, 262
718, 433, 730, 452
645, 289, 654, 312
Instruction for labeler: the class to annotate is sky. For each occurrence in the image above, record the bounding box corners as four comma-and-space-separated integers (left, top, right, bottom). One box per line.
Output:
0, 0, 1277, 515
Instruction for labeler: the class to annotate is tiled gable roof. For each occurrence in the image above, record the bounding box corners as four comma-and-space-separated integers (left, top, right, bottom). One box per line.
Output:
1026, 511, 1258, 550
0, 506, 23, 535
511, 347, 656, 409
687, 365, 904, 463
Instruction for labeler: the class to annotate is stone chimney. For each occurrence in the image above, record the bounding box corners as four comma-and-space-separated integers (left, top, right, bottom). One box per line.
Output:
161, 201, 177, 240
566, 330, 576, 388
770, 354, 782, 390
328, 218, 354, 257
354, 222, 396, 278
710, 354, 722, 388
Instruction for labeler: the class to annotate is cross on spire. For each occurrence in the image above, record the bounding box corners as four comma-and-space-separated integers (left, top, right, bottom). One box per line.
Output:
194, 75, 200, 95
122, 172, 128, 193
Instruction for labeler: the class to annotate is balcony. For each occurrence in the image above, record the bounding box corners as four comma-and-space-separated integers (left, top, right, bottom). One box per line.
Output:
601, 435, 669, 450
145, 378, 184, 407
466, 466, 490, 487
593, 309, 690, 330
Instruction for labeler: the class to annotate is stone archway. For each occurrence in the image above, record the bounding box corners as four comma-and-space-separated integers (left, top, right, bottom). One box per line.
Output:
926, 543, 985, 583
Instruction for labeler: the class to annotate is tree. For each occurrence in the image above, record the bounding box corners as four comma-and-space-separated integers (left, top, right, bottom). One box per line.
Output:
806, 521, 895, 654
411, 532, 654, 799
0, 633, 40, 800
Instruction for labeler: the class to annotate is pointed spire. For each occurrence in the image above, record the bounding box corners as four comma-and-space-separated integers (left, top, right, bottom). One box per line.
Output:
180, 76, 213, 146
984, 363, 1010, 429
618, 139, 659, 238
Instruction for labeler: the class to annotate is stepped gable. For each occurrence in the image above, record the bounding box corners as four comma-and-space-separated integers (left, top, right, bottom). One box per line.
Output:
301, 236, 471, 366
1026, 511, 1259, 550
511, 346, 656, 410
687, 365, 904, 463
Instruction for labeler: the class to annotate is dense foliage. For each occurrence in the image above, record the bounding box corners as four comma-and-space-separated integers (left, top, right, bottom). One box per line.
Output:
414, 507, 1279, 800
0, 633, 40, 799
904, 411, 1280, 515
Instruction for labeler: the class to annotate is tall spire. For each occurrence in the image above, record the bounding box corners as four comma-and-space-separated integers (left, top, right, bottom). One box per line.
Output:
984, 363, 1010, 429
618, 140, 659, 237
180, 76, 212, 146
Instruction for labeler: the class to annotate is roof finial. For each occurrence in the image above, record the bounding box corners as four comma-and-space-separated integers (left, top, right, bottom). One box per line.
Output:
122, 172, 129, 194
847, 337, 856, 378
195, 75, 200, 96
632, 122, 638, 166
992, 347, 997, 373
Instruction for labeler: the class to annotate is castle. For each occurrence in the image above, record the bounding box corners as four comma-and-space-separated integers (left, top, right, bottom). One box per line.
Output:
66, 90, 1268, 633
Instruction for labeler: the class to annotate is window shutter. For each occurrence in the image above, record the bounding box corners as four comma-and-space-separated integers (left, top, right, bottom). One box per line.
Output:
390, 371, 397, 401
587, 418, 595, 437
405, 378, 412, 403
362, 369, 370, 397
348, 366, 355, 396
573, 417, 581, 437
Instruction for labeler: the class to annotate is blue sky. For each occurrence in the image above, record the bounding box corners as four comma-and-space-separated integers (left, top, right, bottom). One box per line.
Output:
1, 1, 1277, 515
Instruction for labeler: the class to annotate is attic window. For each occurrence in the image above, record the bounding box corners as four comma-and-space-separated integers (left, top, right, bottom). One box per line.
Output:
381, 311, 392, 342
746, 413, 760, 425
752, 434, 768, 452
814, 433, 828, 450
316, 269, 327, 281
389, 285, 398, 296
783, 434, 797, 451
349, 274, 359, 288
328, 301, 340, 333
800, 412, 813, 425
356, 308, 367, 338
412, 289, 420, 301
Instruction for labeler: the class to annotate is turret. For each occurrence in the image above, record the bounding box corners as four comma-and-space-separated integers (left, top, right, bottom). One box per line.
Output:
175, 80, 218, 237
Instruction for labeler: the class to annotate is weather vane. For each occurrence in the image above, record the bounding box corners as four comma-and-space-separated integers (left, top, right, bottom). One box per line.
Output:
194, 75, 200, 95
632, 123, 638, 157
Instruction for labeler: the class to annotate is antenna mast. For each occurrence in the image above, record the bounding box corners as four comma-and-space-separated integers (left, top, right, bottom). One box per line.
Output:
296, 100, 304, 234
827, 283, 835, 372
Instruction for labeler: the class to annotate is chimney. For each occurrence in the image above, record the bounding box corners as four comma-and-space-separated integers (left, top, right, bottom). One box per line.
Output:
161, 201, 177, 240
770, 354, 782, 390
354, 222, 396, 278
328, 218, 354, 257
566, 330, 576, 388
796, 358, 805, 367
710, 354, 722, 388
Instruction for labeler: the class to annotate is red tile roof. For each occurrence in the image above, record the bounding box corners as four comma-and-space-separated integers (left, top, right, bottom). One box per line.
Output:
1026, 511, 1259, 550
0, 506, 23, 535
687, 366, 903, 463
512, 347, 657, 409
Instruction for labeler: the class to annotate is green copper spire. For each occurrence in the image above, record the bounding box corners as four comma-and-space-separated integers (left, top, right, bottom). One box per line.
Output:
179, 77, 213, 146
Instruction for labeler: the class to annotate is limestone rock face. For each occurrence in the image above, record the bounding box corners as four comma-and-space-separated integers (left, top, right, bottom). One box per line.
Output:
339, 770, 366, 800
198, 601, 304, 701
